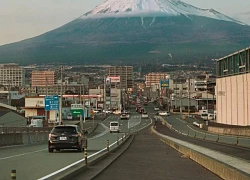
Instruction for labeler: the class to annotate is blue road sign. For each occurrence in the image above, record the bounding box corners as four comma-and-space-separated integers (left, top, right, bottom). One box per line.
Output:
45, 95, 59, 111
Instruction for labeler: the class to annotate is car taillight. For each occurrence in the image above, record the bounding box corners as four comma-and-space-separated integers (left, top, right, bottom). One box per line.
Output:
49, 133, 56, 139
71, 133, 81, 137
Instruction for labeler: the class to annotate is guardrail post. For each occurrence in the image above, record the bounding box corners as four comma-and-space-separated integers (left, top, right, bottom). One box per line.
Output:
216, 134, 219, 142
117, 136, 119, 145
11, 169, 16, 179
236, 136, 239, 145
84, 148, 87, 166
203, 132, 206, 140
194, 132, 196, 138
85, 139, 88, 149
106, 140, 109, 152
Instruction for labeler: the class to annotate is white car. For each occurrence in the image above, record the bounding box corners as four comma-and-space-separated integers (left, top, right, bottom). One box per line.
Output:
158, 111, 170, 116
141, 112, 149, 118
120, 113, 129, 120
154, 107, 160, 111
103, 109, 112, 114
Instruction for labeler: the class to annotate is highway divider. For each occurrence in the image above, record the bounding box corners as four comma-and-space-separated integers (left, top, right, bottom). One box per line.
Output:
38, 132, 132, 180
151, 126, 250, 180
0, 132, 49, 147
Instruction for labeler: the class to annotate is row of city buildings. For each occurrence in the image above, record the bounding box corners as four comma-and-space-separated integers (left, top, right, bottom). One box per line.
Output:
0, 46, 249, 126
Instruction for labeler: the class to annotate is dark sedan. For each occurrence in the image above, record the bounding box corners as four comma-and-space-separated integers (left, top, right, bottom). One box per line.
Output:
48, 125, 87, 153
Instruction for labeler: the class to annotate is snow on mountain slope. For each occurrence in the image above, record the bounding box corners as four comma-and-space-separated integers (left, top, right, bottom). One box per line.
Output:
81, 0, 244, 24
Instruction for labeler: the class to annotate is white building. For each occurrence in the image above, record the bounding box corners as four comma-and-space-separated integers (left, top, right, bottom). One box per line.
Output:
0, 63, 25, 87
216, 47, 250, 126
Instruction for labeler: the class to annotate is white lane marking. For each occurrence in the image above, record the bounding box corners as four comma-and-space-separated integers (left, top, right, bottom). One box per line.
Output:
176, 118, 187, 124
0, 149, 47, 160
128, 116, 141, 129
103, 116, 111, 122
0, 144, 25, 149
38, 134, 127, 180
132, 118, 153, 132
88, 123, 109, 140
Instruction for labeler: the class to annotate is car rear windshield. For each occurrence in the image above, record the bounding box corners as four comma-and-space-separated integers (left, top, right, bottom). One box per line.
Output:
110, 123, 118, 126
52, 126, 77, 134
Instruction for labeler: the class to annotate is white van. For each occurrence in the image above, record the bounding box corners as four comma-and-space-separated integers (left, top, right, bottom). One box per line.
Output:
201, 113, 214, 120
110, 121, 120, 133
29, 119, 43, 127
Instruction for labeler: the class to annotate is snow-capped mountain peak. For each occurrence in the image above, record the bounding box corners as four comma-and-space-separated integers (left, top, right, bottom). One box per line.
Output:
81, 0, 244, 25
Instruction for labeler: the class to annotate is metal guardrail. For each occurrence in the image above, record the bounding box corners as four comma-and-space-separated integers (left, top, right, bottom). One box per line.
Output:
0, 127, 53, 134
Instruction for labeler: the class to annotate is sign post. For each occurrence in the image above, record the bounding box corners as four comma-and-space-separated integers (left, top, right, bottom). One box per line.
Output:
71, 104, 84, 129
45, 95, 59, 111
44, 95, 59, 124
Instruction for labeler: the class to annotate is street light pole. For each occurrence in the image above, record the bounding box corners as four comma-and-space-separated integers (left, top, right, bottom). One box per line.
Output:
206, 75, 209, 122
59, 66, 63, 125
188, 77, 190, 117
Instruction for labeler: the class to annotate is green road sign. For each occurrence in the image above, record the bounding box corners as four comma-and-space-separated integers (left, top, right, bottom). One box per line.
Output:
71, 109, 83, 115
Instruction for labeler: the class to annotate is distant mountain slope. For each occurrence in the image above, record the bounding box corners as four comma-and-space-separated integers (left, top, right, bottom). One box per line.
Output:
0, 0, 249, 65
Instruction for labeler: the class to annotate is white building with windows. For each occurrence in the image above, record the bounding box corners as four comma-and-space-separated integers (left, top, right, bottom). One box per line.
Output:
216, 47, 250, 126
0, 63, 25, 87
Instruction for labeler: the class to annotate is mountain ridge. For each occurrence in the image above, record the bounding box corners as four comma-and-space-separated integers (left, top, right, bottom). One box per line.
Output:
82, 0, 244, 25
0, 0, 249, 65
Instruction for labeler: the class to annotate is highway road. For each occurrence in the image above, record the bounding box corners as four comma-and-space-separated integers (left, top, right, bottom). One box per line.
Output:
74, 104, 222, 180
73, 103, 250, 180
0, 113, 152, 180
163, 114, 250, 149
1, 103, 249, 180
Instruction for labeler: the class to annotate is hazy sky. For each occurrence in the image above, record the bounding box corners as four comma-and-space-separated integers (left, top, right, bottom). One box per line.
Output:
1, 0, 249, 45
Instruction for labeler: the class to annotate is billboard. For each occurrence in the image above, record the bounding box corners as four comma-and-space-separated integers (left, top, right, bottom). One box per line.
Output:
160, 79, 169, 88
107, 76, 120, 83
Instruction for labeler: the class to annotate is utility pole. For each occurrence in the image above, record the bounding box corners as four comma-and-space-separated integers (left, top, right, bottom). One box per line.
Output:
79, 84, 83, 129
175, 80, 177, 109
206, 75, 209, 122
180, 81, 183, 117
45, 77, 48, 122
59, 66, 63, 125
188, 77, 190, 117
83, 84, 86, 123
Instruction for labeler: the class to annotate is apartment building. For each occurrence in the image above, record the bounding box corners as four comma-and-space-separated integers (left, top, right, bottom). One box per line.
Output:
0, 63, 25, 87
145, 72, 169, 88
31, 70, 55, 87
107, 66, 133, 90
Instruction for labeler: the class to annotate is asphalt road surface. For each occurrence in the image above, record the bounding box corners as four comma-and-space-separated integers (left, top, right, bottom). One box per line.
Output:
92, 126, 221, 180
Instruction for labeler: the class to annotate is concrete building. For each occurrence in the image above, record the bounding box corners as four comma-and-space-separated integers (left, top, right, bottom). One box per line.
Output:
145, 72, 169, 88
31, 70, 55, 87
107, 66, 133, 90
216, 47, 250, 126
24, 97, 58, 122
0, 63, 25, 87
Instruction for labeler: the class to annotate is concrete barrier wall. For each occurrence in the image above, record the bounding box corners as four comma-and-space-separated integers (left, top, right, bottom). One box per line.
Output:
151, 127, 250, 180
0, 134, 23, 146
0, 132, 49, 147
22, 132, 49, 145
208, 126, 250, 137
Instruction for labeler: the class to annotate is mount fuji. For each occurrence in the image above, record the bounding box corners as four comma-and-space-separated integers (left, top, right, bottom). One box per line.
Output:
0, 0, 250, 65
83, 0, 243, 24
